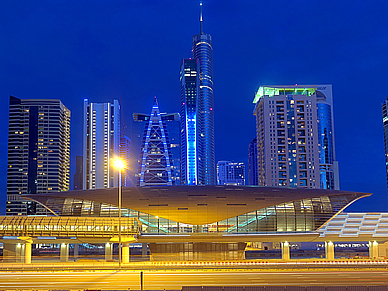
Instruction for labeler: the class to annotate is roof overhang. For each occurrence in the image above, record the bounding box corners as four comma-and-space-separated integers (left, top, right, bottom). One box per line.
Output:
24, 185, 371, 226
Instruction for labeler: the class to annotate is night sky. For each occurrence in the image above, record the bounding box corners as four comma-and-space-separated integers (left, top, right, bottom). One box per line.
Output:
1, 1, 387, 215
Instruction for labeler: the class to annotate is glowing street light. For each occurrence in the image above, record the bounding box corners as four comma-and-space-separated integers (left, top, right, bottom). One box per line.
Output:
114, 158, 125, 171
113, 157, 125, 268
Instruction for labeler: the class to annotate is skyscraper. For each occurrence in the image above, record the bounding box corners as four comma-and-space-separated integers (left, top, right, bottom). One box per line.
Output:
131, 102, 180, 186
73, 155, 83, 190
382, 97, 388, 192
83, 99, 120, 189
253, 85, 339, 189
138, 97, 173, 186
316, 86, 339, 190
217, 161, 245, 186
180, 3, 214, 185
119, 135, 131, 187
6, 96, 70, 215
248, 138, 259, 186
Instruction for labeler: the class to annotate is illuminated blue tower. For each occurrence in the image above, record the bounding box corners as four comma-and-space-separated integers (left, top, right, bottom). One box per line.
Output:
139, 97, 173, 186
316, 86, 338, 190
180, 59, 198, 185
180, 2, 215, 185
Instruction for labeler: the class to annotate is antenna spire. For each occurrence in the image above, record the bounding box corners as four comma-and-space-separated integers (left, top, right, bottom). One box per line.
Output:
199, 2, 203, 34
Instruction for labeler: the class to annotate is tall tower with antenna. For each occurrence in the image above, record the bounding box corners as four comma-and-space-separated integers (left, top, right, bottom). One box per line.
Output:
180, 2, 215, 185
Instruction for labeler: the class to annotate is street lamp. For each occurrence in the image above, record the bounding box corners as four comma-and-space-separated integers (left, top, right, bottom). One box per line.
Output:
113, 157, 125, 268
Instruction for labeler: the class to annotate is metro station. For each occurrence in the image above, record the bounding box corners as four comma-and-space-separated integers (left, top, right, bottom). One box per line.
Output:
2, 185, 387, 263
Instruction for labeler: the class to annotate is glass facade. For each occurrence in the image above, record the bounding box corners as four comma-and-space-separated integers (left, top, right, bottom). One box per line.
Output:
192, 32, 215, 185
180, 59, 198, 185
217, 161, 245, 185
317, 94, 335, 189
36, 193, 358, 234
180, 5, 215, 185
248, 138, 259, 185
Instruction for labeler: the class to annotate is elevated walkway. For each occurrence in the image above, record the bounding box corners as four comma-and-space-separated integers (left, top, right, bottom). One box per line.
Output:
0, 216, 139, 263
0, 216, 139, 239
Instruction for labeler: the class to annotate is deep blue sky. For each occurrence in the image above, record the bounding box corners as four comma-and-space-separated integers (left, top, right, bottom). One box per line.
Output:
1, 0, 387, 214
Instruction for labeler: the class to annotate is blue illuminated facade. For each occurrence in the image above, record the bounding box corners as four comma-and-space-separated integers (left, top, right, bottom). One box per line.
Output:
180, 3, 215, 185
132, 110, 180, 186
138, 97, 173, 186
248, 138, 259, 185
382, 97, 388, 194
317, 91, 335, 189
180, 59, 198, 185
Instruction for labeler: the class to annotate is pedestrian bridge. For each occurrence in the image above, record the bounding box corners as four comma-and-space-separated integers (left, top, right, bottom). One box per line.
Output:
0, 216, 139, 239
0, 216, 140, 264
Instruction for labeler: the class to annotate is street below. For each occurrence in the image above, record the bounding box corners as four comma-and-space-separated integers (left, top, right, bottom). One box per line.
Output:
1, 269, 388, 290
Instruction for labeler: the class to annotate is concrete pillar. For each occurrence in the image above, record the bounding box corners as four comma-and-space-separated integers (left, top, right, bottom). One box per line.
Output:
369, 241, 379, 259
74, 244, 79, 261
19, 243, 25, 263
105, 242, 113, 261
378, 241, 388, 258
122, 243, 130, 263
60, 243, 69, 262
281, 241, 290, 260
142, 243, 148, 257
24, 242, 32, 264
325, 241, 334, 260
3, 243, 21, 263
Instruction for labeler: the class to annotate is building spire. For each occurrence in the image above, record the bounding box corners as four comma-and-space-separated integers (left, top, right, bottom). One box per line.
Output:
153, 96, 158, 107
199, 1, 203, 34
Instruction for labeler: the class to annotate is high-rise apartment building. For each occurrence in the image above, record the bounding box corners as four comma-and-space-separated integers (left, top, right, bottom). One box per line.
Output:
83, 99, 120, 189
253, 85, 339, 189
6, 96, 70, 215
73, 155, 83, 190
138, 97, 173, 186
382, 97, 388, 192
180, 3, 214, 185
119, 135, 131, 187
217, 161, 245, 186
248, 138, 259, 186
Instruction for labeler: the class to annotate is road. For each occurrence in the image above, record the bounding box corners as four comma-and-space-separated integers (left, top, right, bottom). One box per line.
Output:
1, 270, 388, 290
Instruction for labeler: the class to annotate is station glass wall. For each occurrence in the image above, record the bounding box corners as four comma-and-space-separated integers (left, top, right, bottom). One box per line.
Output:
41, 194, 355, 233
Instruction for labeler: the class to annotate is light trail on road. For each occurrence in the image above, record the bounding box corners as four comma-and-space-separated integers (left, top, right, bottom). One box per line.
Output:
1, 270, 388, 289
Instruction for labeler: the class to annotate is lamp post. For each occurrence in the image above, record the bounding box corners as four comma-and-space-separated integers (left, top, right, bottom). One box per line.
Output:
114, 158, 125, 268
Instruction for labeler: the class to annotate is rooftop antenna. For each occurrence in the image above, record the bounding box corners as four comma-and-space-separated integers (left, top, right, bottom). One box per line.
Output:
200, 1, 203, 34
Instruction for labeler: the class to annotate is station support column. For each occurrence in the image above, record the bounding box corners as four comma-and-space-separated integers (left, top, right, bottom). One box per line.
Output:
325, 241, 334, 260
60, 243, 69, 262
369, 241, 379, 259
122, 242, 130, 263
142, 243, 148, 257
24, 242, 32, 264
105, 242, 113, 261
3, 238, 33, 263
74, 244, 79, 261
281, 241, 290, 260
